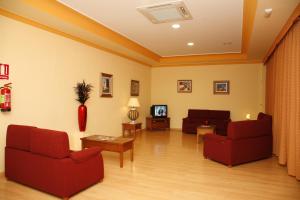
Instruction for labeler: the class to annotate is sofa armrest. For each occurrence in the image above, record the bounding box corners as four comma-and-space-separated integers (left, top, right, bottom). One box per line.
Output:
70, 147, 101, 163
182, 117, 189, 121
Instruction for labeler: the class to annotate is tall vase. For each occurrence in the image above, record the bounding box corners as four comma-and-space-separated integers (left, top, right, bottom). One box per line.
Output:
78, 104, 87, 132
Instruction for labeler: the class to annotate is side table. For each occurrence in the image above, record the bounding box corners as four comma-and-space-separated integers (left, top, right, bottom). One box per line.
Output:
122, 122, 142, 139
197, 125, 216, 143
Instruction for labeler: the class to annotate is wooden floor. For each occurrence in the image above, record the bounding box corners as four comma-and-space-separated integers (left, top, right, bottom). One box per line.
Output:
1, 130, 300, 200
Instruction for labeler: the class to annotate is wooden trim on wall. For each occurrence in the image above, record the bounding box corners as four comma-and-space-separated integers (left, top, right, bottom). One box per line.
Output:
263, 3, 300, 63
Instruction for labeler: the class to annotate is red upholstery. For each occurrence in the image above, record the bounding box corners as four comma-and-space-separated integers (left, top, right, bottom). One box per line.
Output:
70, 147, 101, 163
182, 109, 231, 135
5, 124, 104, 199
6, 125, 36, 151
203, 113, 273, 166
227, 120, 271, 140
30, 128, 69, 159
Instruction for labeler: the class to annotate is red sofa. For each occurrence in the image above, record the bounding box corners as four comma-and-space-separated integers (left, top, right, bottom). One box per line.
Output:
182, 109, 231, 135
203, 113, 272, 166
5, 125, 104, 199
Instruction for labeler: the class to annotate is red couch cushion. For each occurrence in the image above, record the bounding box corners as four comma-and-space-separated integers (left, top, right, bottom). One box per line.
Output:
6, 125, 36, 151
227, 120, 272, 140
209, 110, 230, 119
188, 109, 210, 118
30, 128, 70, 159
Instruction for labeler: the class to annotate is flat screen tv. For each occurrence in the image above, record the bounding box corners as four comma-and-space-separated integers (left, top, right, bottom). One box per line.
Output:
151, 105, 167, 118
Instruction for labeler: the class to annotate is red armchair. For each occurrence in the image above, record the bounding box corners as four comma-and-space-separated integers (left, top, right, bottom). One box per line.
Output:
5, 125, 104, 199
203, 113, 272, 166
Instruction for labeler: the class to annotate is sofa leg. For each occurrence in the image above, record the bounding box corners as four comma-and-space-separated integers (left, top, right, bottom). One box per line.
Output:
228, 165, 232, 168
62, 197, 69, 200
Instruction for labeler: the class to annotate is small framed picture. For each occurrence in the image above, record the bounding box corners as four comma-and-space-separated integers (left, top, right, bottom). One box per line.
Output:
100, 73, 113, 97
177, 80, 192, 93
213, 80, 230, 94
130, 80, 139, 96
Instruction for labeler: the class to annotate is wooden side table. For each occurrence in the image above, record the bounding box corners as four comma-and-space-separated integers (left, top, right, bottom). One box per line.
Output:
197, 125, 216, 143
122, 122, 142, 139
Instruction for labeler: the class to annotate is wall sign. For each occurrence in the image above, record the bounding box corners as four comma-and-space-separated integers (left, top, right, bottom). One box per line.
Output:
0, 63, 9, 80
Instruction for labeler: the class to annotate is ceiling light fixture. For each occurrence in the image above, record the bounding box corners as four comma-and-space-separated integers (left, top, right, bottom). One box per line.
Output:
172, 24, 181, 29
137, 1, 193, 24
264, 8, 272, 18
187, 42, 194, 46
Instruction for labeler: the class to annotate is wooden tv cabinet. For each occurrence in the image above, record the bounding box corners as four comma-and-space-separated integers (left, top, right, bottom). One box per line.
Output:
146, 117, 170, 130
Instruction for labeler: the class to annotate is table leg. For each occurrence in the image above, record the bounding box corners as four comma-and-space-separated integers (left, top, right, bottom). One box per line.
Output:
122, 126, 125, 137
130, 144, 134, 162
197, 133, 199, 143
133, 128, 136, 139
120, 152, 123, 168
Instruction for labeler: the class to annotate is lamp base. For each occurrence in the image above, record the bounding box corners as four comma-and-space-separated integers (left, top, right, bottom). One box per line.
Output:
128, 109, 139, 122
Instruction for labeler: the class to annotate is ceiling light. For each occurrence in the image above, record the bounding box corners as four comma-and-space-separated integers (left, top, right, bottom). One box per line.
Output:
264, 8, 272, 18
187, 42, 194, 46
172, 24, 180, 29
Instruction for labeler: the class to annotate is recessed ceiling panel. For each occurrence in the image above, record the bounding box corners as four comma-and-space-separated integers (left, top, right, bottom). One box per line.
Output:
58, 0, 243, 57
137, 1, 193, 24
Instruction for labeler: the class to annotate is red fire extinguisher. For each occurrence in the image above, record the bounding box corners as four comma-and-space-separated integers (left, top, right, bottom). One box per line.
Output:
0, 83, 12, 112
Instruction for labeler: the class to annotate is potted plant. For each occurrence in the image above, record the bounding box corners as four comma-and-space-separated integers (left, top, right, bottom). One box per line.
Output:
74, 80, 92, 132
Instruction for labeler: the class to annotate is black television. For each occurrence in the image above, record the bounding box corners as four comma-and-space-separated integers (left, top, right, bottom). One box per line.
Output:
150, 105, 168, 118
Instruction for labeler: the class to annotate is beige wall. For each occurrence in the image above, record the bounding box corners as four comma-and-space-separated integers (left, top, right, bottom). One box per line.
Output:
151, 64, 265, 129
0, 16, 151, 172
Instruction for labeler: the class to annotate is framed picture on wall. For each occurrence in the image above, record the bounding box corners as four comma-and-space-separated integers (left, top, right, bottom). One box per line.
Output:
130, 80, 139, 96
177, 80, 192, 93
100, 73, 113, 97
213, 80, 230, 94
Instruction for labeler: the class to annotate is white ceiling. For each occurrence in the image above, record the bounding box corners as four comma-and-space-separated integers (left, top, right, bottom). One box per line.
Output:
58, 0, 244, 57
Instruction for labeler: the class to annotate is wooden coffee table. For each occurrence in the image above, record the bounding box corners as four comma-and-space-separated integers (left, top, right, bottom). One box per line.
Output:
80, 135, 134, 168
197, 125, 216, 143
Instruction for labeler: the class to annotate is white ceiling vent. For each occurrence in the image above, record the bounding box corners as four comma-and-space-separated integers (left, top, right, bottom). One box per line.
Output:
137, 1, 192, 24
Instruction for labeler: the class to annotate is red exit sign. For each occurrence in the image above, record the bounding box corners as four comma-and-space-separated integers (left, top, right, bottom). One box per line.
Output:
0, 64, 9, 80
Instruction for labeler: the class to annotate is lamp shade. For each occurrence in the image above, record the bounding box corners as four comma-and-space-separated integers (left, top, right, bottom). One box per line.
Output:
127, 97, 140, 108
246, 113, 251, 120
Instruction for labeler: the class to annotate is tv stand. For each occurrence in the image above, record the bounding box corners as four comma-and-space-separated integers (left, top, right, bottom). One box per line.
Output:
146, 117, 170, 131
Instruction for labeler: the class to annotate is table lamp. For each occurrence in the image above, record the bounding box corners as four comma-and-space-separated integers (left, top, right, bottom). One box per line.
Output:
246, 113, 251, 120
127, 97, 140, 123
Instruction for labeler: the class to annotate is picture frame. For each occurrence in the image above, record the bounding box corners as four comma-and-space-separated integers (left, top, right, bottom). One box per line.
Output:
213, 80, 230, 94
177, 80, 192, 93
130, 80, 139, 96
100, 73, 113, 97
